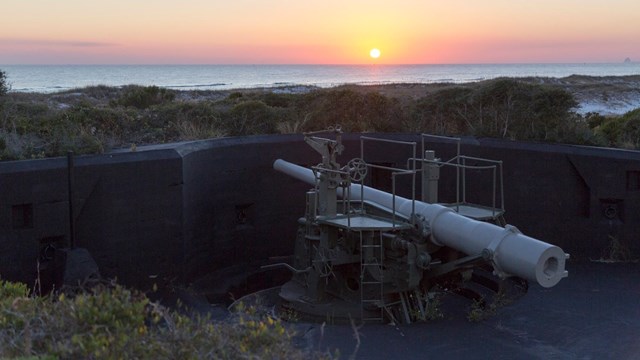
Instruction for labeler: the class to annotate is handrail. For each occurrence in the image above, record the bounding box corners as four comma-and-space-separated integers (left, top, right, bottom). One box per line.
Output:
418, 135, 505, 218
319, 134, 506, 229
360, 136, 417, 227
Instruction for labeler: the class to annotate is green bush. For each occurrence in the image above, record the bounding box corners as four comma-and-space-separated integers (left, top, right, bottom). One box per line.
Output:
223, 100, 280, 136
407, 79, 580, 142
154, 101, 224, 140
0, 279, 329, 359
410, 87, 473, 134
620, 108, 640, 148
3, 80, 638, 160
33, 104, 140, 156
596, 108, 640, 148
295, 88, 402, 132
259, 92, 297, 108
0, 69, 8, 97
115, 85, 176, 109
470, 79, 577, 140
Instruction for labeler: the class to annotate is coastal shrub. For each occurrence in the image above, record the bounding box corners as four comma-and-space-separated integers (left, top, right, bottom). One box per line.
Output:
0, 80, 632, 160
1, 102, 53, 135
473, 79, 541, 139
73, 85, 121, 100
407, 79, 580, 142
0, 133, 16, 161
36, 121, 102, 157
0, 100, 61, 159
597, 108, 640, 149
596, 117, 626, 147
0, 69, 8, 97
228, 91, 244, 100
481, 79, 580, 141
296, 88, 402, 132
20, 104, 139, 156
519, 85, 579, 141
259, 92, 297, 108
620, 109, 640, 149
222, 100, 280, 135
410, 87, 474, 134
155, 101, 225, 140
0, 131, 45, 160
0, 279, 329, 359
0, 97, 136, 157
585, 112, 607, 129
115, 85, 176, 109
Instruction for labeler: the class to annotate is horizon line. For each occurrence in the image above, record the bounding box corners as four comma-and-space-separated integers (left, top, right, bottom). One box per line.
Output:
2, 61, 638, 67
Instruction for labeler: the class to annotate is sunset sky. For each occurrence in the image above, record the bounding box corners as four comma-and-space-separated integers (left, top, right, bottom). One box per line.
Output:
1, 0, 639, 64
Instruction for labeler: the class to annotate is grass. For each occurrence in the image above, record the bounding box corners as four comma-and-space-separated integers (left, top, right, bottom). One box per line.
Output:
0, 278, 332, 359
466, 287, 517, 322
424, 292, 445, 320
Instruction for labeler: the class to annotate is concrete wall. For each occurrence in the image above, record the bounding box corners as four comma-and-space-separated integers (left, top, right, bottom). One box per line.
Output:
458, 139, 640, 259
1, 134, 639, 288
0, 150, 184, 288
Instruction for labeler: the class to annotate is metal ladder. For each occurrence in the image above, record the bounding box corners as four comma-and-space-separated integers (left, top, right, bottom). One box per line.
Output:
360, 230, 384, 323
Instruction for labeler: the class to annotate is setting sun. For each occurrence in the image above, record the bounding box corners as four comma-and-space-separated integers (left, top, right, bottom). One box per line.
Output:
1, 1, 639, 64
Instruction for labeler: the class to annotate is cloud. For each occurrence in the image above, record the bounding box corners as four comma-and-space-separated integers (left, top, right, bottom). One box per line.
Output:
0, 38, 117, 47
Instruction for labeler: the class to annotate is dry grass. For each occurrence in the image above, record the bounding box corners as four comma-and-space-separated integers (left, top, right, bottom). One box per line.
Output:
174, 120, 226, 140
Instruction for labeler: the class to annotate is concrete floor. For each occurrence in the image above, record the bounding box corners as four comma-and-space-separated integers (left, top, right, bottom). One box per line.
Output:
293, 261, 640, 359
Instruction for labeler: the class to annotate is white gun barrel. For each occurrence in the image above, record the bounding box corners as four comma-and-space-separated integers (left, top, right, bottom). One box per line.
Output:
274, 159, 568, 288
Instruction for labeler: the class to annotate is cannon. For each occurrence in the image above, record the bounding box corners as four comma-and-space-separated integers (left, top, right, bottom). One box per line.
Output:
269, 129, 568, 323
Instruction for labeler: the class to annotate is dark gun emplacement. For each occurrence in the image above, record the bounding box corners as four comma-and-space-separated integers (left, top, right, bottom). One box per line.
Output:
265, 128, 568, 324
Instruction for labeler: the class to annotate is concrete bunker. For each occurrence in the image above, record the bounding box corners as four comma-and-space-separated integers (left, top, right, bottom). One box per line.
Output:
0, 133, 638, 315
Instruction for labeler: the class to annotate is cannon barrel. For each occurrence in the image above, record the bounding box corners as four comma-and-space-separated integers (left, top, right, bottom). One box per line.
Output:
274, 159, 568, 288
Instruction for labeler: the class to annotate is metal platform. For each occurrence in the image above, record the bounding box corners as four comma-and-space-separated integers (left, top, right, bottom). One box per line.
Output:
444, 203, 505, 221
318, 214, 412, 231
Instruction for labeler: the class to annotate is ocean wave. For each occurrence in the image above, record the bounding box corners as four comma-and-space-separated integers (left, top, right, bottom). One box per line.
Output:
167, 83, 227, 89
13, 85, 72, 92
433, 78, 454, 82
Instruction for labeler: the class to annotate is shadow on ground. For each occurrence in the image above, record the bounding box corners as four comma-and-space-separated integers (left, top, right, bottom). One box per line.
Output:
292, 261, 640, 359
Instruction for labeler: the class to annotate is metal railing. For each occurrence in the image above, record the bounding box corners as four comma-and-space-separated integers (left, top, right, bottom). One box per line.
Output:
310, 133, 505, 227
418, 134, 505, 218
360, 136, 418, 227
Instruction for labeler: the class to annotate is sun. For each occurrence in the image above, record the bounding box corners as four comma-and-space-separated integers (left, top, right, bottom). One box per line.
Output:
369, 48, 381, 59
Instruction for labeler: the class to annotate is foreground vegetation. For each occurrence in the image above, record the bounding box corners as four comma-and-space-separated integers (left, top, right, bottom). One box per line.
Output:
0, 278, 330, 359
1, 68, 639, 161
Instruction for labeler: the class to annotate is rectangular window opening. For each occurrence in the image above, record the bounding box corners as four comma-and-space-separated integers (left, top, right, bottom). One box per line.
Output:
12, 204, 34, 229
627, 171, 640, 191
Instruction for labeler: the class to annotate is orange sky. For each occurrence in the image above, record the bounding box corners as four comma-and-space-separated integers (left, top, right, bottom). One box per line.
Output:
1, 0, 639, 64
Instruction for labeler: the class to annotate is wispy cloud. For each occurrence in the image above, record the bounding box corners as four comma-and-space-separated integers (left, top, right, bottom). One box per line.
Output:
0, 38, 117, 47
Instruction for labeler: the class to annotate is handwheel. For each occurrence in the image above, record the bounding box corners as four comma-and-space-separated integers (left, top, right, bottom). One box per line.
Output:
346, 158, 367, 182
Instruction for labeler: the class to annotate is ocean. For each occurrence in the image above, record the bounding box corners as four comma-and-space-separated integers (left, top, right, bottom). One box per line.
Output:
2, 63, 639, 93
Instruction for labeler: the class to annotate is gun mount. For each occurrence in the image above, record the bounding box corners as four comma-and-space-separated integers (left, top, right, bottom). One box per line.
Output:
269, 129, 568, 323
